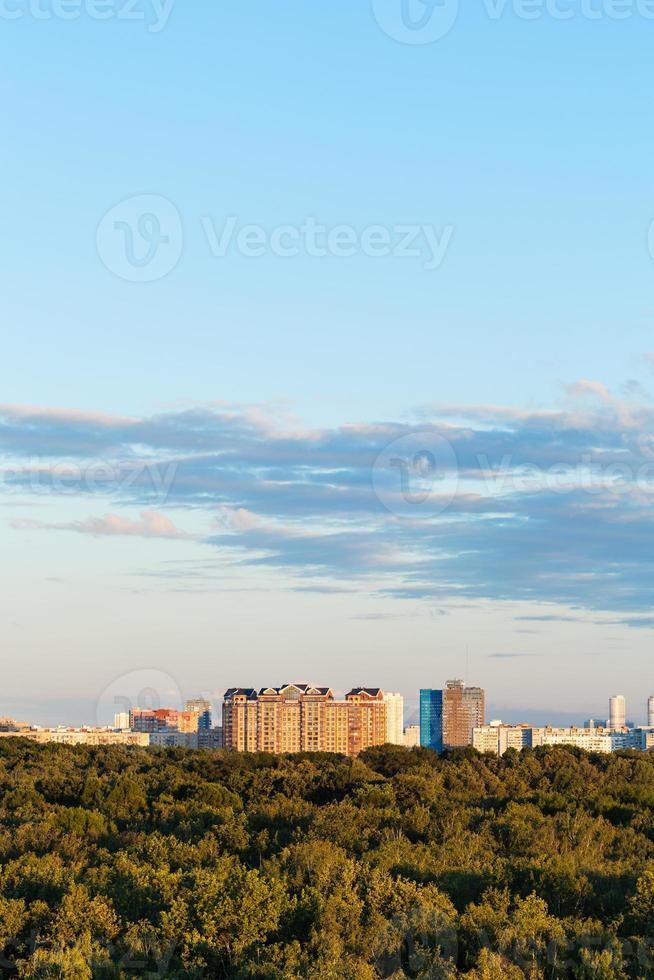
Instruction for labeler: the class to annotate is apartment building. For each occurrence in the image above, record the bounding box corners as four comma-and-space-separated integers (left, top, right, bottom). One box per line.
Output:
403, 724, 421, 748
383, 692, 404, 745
184, 698, 213, 731
0, 730, 150, 747
129, 708, 200, 733
473, 723, 533, 755
222, 684, 388, 756
474, 722, 650, 756
149, 731, 199, 749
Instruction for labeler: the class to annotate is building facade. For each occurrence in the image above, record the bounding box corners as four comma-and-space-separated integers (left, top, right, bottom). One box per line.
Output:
185, 698, 213, 731
443, 680, 485, 748
473, 725, 501, 755
222, 684, 387, 757
473, 723, 533, 755
421, 681, 485, 753
129, 708, 200, 733
383, 692, 405, 745
419, 689, 444, 752
474, 722, 650, 756
149, 731, 199, 749
403, 724, 420, 748
0, 730, 150, 747
609, 695, 626, 731
197, 726, 224, 749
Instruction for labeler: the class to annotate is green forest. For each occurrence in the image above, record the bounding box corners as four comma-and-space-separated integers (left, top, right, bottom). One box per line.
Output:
0, 741, 653, 978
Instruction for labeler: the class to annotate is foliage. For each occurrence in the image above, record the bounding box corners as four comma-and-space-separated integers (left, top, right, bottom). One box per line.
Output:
0, 741, 652, 977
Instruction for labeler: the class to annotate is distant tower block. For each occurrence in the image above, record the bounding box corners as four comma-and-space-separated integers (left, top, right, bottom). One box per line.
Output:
609, 695, 626, 731
648, 695, 654, 729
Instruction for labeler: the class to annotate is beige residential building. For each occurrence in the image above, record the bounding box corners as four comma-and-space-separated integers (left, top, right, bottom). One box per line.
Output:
473, 725, 501, 755
222, 684, 387, 757
0, 729, 150, 747
383, 692, 405, 745
474, 722, 648, 756
403, 724, 421, 748
535, 725, 633, 753
473, 723, 532, 756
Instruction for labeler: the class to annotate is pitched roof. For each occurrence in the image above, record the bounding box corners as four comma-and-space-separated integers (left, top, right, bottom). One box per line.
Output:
223, 688, 257, 700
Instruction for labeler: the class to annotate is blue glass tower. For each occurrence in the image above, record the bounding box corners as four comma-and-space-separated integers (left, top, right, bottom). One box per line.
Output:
420, 689, 443, 753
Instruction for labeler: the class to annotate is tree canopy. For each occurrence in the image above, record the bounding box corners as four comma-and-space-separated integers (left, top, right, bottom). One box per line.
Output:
0, 740, 653, 978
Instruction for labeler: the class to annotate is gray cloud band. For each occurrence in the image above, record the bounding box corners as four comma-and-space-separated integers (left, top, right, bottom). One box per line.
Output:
3, 391, 654, 617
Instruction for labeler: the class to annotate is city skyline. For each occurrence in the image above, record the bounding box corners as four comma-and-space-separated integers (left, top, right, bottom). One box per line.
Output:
4, 675, 654, 734
4, 681, 654, 762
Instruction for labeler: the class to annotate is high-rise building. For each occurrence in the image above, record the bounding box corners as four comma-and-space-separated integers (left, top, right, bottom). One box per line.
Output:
609, 695, 626, 731
420, 681, 485, 753
113, 712, 130, 730
648, 696, 654, 729
383, 692, 404, 745
185, 698, 213, 731
403, 724, 420, 748
420, 689, 443, 752
222, 684, 387, 757
221, 689, 258, 752
443, 680, 485, 748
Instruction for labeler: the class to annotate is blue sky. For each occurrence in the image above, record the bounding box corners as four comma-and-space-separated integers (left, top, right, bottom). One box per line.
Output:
2, 1, 654, 725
